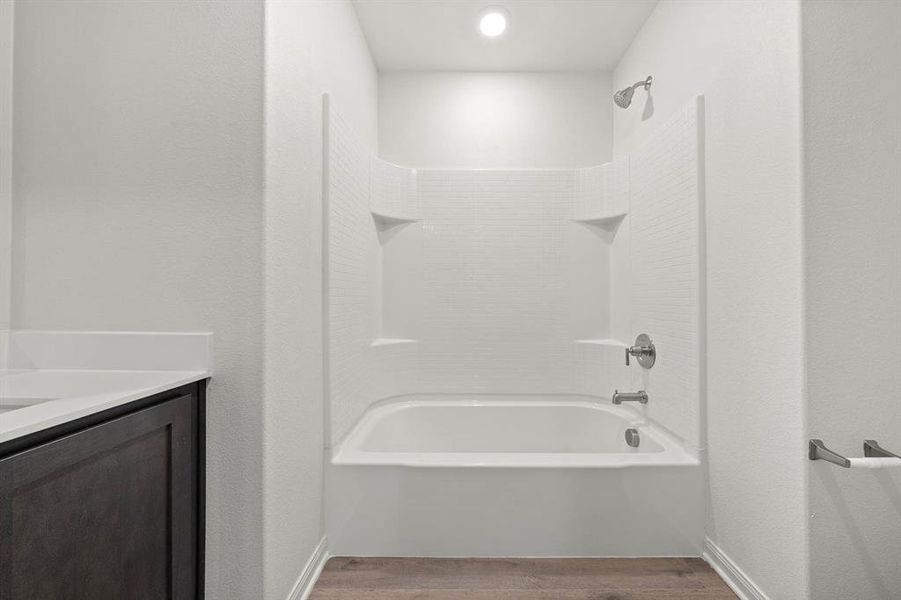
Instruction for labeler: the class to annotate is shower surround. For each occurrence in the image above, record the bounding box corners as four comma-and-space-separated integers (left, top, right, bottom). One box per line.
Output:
324, 94, 705, 555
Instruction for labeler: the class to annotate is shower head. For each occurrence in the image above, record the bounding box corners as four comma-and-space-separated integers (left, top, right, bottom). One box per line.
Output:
613, 87, 635, 109
614, 76, 653, 109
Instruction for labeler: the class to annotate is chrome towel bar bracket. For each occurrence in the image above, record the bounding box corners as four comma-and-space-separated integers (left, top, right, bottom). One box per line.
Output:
809, 439, 850, 468
809, 439, 901, 468
864, 440, 901, 459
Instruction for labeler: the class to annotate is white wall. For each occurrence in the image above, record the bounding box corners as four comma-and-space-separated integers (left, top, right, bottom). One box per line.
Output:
263, 2, 375, 598
379, 72, 612, 168
309, 2, 378, 150
614, 2, 807, 598
10, 1, 377, 599
12, 2, 266, 597
0, 0, 11, 330
802, 1, 901, 598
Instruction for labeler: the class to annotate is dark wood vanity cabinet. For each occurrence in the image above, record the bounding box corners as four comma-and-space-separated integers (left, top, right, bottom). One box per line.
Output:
0, 381, 206, 600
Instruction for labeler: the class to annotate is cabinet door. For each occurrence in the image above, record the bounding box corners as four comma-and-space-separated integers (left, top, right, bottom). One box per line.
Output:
0, 394, 197, 600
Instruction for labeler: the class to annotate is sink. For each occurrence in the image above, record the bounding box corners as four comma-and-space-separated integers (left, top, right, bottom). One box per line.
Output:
0, 397, 61, 413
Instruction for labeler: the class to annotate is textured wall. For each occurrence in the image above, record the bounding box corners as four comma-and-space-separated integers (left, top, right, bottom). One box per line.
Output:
260, 0, 379, 597
328, 101, 701, 451
629, 98, 703, 449
803, 1, 901, 598
614, 1, 806, 598
326, 103, 423, 444
372, 157, 420, 342
327, 102, 632, 442
11, 2, 266, 597
379, 72, 613, 169
263, 11, 319, 595
415, 169, 607, 394
575, 161, 632, 345
9, 1, 378, 598
326, 102, 381, 445
0, 1, 10, 331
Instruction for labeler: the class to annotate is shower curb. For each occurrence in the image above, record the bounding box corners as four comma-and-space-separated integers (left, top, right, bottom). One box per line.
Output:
703, 538, 769, 600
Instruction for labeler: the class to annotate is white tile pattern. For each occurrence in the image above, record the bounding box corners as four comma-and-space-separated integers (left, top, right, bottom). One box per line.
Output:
326, 100, 702, 449
574, 158, 630, 220
327, 104, 380, 442
370, 157, 417, 219
629, 98, 703, 448
416, 170, 584, 393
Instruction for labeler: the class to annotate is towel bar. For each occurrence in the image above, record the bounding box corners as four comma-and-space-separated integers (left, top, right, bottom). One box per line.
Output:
809, 439, 901, 468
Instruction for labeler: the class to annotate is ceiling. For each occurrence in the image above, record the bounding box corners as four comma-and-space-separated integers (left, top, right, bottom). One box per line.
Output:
351, 0, 658, 72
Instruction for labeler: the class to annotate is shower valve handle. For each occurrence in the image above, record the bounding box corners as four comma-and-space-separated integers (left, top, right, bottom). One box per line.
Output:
625, 345, 651, 365
625, 334, 656, 369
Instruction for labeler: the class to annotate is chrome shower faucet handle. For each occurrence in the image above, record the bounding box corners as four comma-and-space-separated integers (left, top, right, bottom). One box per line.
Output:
625, 333, 656, 368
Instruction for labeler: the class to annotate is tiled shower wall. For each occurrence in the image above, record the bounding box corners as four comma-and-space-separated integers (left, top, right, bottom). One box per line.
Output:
413, 169, 623, 396
418, 170, 570, 391
326, 98, 421, 444
629, 98, 704, 448
327, 95, 703, 449
326, 99, 380, 443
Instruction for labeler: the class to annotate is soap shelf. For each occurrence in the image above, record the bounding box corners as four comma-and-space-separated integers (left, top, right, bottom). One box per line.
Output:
371, 210, 417, 230
372, 210, 418, 243
572, 211, 627, 232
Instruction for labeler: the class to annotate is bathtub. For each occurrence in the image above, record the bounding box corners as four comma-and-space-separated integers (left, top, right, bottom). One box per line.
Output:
327, 395, 704, 557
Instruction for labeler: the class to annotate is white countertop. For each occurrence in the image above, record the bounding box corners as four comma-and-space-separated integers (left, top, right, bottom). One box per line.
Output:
0, 330, 213, 445
0, 369, 209, 444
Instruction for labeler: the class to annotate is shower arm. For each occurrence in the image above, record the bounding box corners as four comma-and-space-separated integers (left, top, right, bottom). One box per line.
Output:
626, 76, 653, 92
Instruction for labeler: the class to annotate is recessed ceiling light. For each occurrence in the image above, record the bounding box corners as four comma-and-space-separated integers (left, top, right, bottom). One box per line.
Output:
479, 10, 507, 37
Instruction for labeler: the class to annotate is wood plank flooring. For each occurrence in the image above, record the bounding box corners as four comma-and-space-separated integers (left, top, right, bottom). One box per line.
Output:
310, 557, 738, 599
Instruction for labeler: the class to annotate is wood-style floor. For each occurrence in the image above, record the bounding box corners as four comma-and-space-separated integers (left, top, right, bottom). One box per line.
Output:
310, 557, 738, 599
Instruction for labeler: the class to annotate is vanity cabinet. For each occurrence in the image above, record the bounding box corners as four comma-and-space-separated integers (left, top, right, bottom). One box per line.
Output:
0, 382, 206, 600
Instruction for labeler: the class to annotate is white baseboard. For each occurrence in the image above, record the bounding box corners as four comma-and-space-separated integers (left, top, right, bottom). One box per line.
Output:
703, 538, 768, 600
286, 536, 329, 600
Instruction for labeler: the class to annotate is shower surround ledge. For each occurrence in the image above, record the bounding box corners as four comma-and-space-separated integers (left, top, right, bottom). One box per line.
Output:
0, 330, 212, 443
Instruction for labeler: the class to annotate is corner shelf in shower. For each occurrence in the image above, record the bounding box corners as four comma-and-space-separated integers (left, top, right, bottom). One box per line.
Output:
371, 210, 418, 231
571, 211, 627, 232
372, 210, 419, 244
370, 337, 417, 348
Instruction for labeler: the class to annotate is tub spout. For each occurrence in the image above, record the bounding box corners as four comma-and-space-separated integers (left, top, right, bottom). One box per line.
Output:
612, 390, 648, 405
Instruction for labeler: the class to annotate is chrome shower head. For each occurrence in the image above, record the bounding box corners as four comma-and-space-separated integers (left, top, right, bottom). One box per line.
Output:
614, 76, 653, 109
614, 87, 635, 109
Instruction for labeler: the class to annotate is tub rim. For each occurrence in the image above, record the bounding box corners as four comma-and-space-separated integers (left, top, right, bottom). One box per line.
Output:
331, 393, 700, 468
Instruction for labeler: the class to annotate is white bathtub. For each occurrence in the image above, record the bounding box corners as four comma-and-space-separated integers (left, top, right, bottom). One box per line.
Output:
327, 395, 704, 557
333, 396, 697, 467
